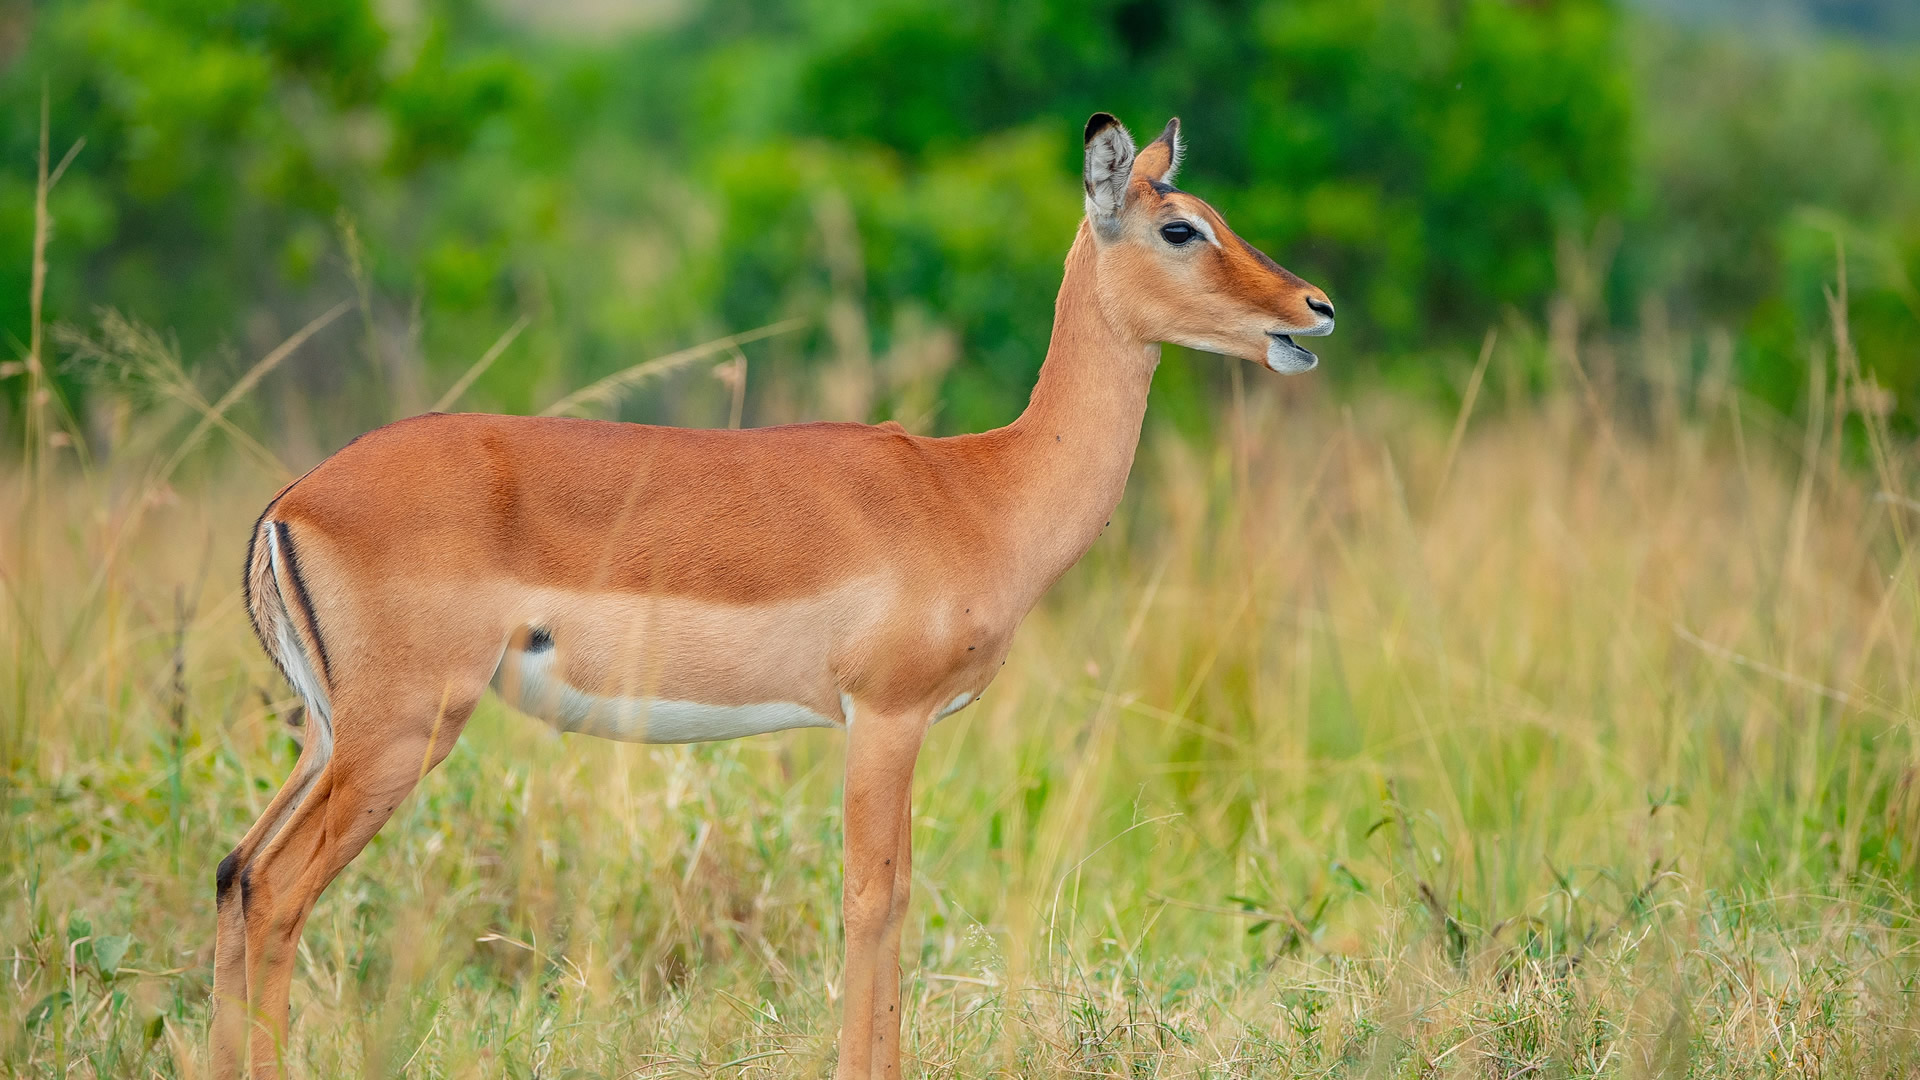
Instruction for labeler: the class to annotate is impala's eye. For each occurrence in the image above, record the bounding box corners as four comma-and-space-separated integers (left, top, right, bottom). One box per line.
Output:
1160, 221, 1198, 246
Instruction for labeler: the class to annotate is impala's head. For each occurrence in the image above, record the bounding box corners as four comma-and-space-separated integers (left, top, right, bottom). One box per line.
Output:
1082, 113, 1335, 372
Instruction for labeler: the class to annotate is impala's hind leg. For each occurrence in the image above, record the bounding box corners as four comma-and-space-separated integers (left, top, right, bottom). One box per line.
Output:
212, 734, 330, 1080
239, 698, 472, 1079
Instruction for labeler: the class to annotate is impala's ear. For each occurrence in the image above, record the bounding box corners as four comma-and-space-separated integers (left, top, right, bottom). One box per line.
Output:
1083, 112, 1136, 230
1132, 118, 1182, 186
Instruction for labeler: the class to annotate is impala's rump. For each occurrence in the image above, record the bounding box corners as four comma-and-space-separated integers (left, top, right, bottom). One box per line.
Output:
244, 516, 335, 749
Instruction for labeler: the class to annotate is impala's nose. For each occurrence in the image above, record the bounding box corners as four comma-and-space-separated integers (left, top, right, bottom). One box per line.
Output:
1299, 294, 1336, 337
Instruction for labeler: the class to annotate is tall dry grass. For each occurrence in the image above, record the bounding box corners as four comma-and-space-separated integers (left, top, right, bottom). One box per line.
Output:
5, 265, 1919, 1078
7, 102, 1920, 1074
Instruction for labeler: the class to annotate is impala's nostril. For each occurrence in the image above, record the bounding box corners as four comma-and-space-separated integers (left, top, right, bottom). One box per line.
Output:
1306, 297, 1335, 319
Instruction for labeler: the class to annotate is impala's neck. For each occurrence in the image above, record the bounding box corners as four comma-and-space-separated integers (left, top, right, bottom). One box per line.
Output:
996, 222, 1159, 597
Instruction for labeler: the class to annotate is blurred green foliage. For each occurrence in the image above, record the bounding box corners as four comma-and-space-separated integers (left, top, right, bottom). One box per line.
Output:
0, 0, 1915, 433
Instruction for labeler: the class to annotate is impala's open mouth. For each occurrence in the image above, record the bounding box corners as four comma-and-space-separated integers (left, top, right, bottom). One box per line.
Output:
1265, 332, 1318, 373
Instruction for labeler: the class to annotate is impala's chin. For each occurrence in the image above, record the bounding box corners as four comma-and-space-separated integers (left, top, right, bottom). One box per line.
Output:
1265, 332, 1319, 373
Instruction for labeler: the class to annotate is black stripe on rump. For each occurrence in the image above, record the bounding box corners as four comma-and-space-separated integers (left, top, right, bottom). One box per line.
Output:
276, 522, 335, 685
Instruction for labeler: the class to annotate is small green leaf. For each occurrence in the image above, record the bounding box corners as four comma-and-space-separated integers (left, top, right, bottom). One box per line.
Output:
144, 1013, 166, 1047
1247, 919, 1275, 936
1332, 862, 1368, 893
93, 934, 131, 978
25, 990, 70, 1031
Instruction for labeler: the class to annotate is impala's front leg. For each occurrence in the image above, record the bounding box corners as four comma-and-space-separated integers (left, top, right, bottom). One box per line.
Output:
835, 706, 925, 1080
870, 796, 913, 1079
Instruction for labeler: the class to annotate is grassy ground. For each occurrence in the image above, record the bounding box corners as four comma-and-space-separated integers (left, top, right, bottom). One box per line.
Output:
5, 314, 1920, 1078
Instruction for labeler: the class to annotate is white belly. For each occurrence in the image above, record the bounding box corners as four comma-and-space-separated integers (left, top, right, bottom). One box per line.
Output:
491, 643, 836, 744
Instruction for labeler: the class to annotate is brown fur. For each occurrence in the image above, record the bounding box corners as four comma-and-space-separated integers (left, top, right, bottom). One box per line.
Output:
210, 115, 1332, 1079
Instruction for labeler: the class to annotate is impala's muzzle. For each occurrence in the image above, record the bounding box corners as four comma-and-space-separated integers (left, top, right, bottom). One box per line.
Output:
1265, 332, 1318, 373
1265, 310, 1335, 373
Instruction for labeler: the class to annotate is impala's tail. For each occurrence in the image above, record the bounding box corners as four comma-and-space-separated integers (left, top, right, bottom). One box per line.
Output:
244, 515, 336, 752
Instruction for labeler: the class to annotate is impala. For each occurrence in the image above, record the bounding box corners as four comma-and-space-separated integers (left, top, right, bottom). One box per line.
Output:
212, 113, 1334, 1078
